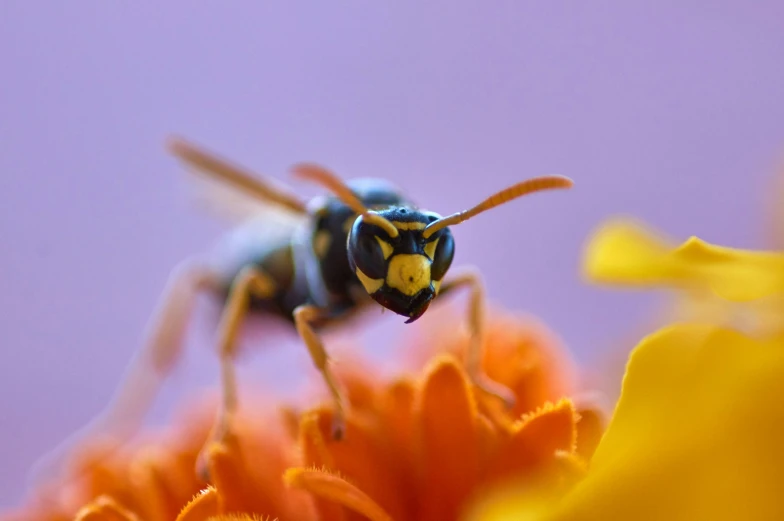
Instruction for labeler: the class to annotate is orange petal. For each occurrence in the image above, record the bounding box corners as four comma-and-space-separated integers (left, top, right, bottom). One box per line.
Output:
405, 307, 576, 419
575, 407, 605, 461
206, 437, 257, 514
380, 379, 416, 447
207, 514, 278, 521
285, 467, 393, 521
415, 355, 481, 521
74, 496, 139, 521
482, 317, 577, 419
297, 413, 344, 521
201, 420, 312, 521
127, 448, 178, 521
175, 487, 219, 521
300, 407, 411, 520
80, 460, 148, 518
279, 406, 302, 441
299, 411, 336, 469
485, 398, 578, 482
378, 378, 417, 481
332, 358, 382, 413
474, 396, 516, 434
230, 416, 317, 521
477, 413, 501, 471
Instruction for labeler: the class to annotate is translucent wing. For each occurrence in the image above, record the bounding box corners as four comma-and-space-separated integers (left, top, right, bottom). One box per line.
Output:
166, 136, 309, 234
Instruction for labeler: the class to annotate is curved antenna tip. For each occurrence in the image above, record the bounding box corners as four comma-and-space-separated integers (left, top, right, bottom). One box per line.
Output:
547, 174, 575, 187
422, 173, 574, 238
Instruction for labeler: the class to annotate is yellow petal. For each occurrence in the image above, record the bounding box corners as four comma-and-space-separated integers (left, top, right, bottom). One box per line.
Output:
284, 467, 393, 521
573, 407, 604, 461
551, 324, 784, 520
583, 217, 784, 301
462, 478, 562, 521
583, 218, 680, 285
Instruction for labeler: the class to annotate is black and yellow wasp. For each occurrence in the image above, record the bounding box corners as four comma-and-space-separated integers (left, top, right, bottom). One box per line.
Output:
31, 136, 572, 483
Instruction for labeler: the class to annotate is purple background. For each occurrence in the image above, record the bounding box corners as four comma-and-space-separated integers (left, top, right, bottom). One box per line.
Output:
2, 1, 784, 508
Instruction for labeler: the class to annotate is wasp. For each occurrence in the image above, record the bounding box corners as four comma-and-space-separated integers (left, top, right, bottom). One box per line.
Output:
31, 137, 572, 483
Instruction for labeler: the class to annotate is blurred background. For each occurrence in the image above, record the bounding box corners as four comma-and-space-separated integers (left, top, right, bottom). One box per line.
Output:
2, 1, 784, 507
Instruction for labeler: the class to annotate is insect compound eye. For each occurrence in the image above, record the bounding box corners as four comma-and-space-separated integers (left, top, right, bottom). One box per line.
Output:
429, 228, 455, 282
348, 220, 389, 280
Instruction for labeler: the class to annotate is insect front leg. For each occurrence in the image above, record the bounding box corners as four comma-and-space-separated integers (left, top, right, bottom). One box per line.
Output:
293, 304, 348, 439
438, 268, 516, 409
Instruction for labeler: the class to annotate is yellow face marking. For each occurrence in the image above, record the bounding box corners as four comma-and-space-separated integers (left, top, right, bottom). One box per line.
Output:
355, 266, 384, 294
433, 279, 442, 295
392, 220, 426, 231
375, 235, 394, 259
313, 230, 331, 258
424, 238, 439, 260
386, 254, 432, 296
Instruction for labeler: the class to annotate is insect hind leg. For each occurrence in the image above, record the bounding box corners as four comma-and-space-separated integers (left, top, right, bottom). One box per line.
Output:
27, 257, 224, 490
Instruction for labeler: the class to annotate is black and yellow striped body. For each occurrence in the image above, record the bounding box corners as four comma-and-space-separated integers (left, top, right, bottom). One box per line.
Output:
216, 178, 420, 326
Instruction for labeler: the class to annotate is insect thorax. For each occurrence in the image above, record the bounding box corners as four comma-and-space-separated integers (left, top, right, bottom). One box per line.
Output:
308, 178, 413, 302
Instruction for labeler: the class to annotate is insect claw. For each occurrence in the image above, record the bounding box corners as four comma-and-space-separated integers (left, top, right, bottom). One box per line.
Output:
491, 388, 517, 411
474, 375, 517, 410
196, 455, 212, 483
331, 415, 346, 441
501, 392, 517, 411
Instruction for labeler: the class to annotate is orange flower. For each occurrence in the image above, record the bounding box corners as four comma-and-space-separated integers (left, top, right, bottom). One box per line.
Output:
3, 305, 603, 521
3, 395, 314, 521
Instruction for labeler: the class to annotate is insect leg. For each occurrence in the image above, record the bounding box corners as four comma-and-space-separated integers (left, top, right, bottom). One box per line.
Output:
27, 257, 223, 489
293, 304, 348, 439
438, 268, 517, 409
199, 265, 277, 471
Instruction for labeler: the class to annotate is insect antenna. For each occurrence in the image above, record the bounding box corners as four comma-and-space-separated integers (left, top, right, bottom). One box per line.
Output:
422, 175, 574, 239
291, 163, 400, 238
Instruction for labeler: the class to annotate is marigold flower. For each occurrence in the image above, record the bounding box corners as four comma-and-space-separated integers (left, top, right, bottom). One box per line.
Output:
2, 305, 604, 521
466, 219, 784, 520
468, 322, 784, 521
2, 393, 315, 521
